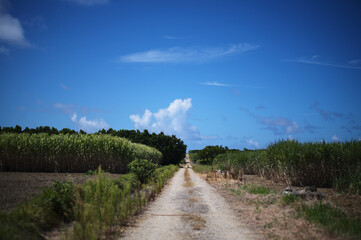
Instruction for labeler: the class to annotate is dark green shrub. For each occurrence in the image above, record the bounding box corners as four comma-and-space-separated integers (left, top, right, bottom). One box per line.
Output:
114, 173, 140, 192
44, 181, 75, 221
128, 159, 157, 184
85, 170, 95, 176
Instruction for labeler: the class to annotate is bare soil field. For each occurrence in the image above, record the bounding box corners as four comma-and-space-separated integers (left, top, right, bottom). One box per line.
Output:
200, 172, 361, 240
0, 172, 121, 212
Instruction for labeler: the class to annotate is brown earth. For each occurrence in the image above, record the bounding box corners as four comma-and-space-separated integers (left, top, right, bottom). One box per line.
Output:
0, 172, 121, 212
198, 172, 361, 240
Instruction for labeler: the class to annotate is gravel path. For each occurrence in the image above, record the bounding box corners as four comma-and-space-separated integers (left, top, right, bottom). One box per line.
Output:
120, 167, 258, 240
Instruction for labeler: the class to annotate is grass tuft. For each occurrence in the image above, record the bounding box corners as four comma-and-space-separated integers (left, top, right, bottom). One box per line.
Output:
281, 194, 302, 205
240, 184, 272, 195
298, 201, 361, 239
191, 164, 213, 174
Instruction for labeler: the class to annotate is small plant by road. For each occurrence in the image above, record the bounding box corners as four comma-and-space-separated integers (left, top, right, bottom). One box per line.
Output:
240, 184, 272, 195
128, 159, 157, 184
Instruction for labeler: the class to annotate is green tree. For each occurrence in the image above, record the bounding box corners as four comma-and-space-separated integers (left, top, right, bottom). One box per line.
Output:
198, 145, 228, 164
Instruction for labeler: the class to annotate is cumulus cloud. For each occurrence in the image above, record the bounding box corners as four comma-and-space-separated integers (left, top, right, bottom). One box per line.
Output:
130, 109, 152, 129
53, 102, 109, 132
332, 135, 339, 141
245, 138, 260, 149
0, 0, 30, 47
71, 113, 109, 133
130, 98, 212, 141
63, 0, 109, 6
119, 43, 259, 63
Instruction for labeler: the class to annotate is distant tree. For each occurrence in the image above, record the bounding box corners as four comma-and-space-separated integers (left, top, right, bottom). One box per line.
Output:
100, 129, 187, 165
51, 127, 59, 135
79, 129, 87, 135
197, 145, 228, 165
14, 125, 22, 133
60, 128, 77, 135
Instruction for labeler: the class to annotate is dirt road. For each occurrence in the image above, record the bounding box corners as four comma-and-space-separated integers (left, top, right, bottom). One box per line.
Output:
120, 167, 258, 240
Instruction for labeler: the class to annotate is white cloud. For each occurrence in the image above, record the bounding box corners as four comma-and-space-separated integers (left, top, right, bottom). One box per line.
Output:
71, 113, 109, 133
119, 43, 259, 63
332, 135, 339, 141
246, 138, 260, 149
130, 109, 152, 129
0, 45, 9, 54
285, 56, 361, 70
199, 81, 233, 87
63, 0, 109, 6
130, 98, 211, 141
0, 2, 30, 47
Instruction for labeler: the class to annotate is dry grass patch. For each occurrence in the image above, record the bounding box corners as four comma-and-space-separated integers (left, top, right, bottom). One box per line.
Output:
182, 214, 206, 231
205, 175, 334, 240
183, 168, 194, 188
188, 197, 199, 202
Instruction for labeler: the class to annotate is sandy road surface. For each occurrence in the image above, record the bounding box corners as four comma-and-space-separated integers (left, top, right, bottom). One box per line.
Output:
120, 167, 258, 240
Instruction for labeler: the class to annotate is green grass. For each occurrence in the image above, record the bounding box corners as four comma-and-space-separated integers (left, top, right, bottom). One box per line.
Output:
298, 201, 361, 239
281, 194, 302, 205
191, 163, 214, 174
240, 184, 272, 195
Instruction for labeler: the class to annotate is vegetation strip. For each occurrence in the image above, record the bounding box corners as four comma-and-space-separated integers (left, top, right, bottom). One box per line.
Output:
0, 126, 187, 166
0, 133, 162, 173
0, 164, 179, 240
297, 202, 361, 239
192, 140, 361, 194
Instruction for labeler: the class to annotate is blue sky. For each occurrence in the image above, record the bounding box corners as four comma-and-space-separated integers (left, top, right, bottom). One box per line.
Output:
1, 0, 361, 150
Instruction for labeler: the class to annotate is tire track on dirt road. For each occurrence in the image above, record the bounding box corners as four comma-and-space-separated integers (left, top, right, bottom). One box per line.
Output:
120, 166, 258, 240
